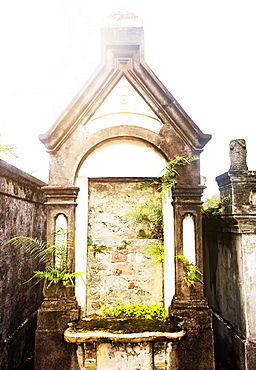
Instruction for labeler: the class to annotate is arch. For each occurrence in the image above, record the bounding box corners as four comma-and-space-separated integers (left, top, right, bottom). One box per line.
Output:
76, 139, 167, 179
74, 125, 171, 182
55, 213, 68, 230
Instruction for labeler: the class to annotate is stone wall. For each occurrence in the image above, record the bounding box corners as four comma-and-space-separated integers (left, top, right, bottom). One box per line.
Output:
204, 215, 256, 370
0, 159, 47, 369
87, 179, 163, 315
88, 179, 159, 239
203, 218, 246, 369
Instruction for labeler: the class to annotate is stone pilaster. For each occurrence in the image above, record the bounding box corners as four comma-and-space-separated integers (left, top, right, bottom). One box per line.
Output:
170, 185, 215, 370
34, 186, 80, 369
43, 186, 79, 275
172, 185, 205, 303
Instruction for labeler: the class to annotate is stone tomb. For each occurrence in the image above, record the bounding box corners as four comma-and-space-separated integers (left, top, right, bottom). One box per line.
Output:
36, 11, 214, 370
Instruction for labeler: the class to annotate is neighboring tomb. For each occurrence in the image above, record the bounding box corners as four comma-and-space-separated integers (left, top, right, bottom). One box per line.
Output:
204, 139, 256, 369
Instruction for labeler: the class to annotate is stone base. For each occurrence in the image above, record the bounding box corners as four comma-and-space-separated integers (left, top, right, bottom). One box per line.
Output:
72, 341, 175, 370
34, 298, 80, 370
170, 299, 215, 370
64, 317, 185, 370
97, 342, 154, 370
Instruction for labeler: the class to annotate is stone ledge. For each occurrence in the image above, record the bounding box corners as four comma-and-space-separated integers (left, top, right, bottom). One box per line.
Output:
64, 328, 186, 343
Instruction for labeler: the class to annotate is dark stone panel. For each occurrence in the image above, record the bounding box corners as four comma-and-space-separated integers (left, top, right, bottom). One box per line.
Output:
35, 331, 79, 370
212, 313, 245, 370
246, 342, 256, 370
169, 329, 215, 370
0, 313, 37, 370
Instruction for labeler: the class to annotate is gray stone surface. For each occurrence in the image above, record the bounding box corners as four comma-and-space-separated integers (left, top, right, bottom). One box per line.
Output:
229, 139, 248, 171
0, 159, 46, 369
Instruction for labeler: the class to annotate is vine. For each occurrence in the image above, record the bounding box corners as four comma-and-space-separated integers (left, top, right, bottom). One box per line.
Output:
142, 155, 198, 198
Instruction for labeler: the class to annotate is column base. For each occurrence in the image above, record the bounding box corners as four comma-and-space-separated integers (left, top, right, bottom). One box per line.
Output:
34, 298, 80, 370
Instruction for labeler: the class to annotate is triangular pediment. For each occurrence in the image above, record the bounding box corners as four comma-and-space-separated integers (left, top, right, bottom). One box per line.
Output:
84, 77, 162, 135
39, 12, 211, 154
91, 76, 159, 120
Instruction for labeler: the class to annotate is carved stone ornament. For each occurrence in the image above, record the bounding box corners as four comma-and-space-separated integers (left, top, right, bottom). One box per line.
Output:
229, 139, 248, 171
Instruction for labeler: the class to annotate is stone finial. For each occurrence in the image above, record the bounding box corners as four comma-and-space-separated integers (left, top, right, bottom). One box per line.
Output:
102, 11, 143, 28
229, 139, 248, 171
101, 10, 144, 61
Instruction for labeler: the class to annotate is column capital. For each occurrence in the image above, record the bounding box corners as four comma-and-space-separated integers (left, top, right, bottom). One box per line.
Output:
42, 186, 80, 205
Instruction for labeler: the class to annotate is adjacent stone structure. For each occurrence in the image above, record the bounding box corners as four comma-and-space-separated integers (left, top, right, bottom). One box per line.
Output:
0, 159, 46, 369
36, 11, 214, 369
203, 139, 256, 369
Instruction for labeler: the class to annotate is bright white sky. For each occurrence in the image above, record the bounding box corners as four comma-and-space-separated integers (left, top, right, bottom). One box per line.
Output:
1, 0, 255, 199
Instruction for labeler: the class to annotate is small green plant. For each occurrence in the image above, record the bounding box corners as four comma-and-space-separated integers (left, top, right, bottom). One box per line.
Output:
3, 228, 84, 295
142, 241, 165, 265
176, 254, 203, 287
87, 236, 108, 257
0, 133, 18, 160
125, 201, 164, 264
99, 301, 167, 321
117, 240, 133, 250
201, 194, 230, 216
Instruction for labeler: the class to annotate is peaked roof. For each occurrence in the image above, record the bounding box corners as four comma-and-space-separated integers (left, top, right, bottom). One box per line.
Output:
39, 11, 211, 154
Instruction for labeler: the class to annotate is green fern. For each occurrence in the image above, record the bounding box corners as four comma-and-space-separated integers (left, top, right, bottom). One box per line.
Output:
142, 242, 166, 265
201, 194, 230, 216
87, 236, 108, 257
4, 228, 84, 294
125, 156, 197, 265
125, 201, 163, 240
4, 236, 53, 264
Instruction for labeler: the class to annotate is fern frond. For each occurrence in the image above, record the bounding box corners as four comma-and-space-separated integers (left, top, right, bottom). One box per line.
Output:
4, 236, 52, 263
53, 227, 73, 269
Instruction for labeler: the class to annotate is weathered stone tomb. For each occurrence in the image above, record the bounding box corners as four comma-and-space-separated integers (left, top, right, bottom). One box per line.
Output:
204, 139, 256, 369
36, 11, 214, 370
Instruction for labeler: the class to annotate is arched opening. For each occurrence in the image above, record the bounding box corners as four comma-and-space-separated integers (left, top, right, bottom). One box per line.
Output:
55, 213, 68, 269
182, 213, 196, 265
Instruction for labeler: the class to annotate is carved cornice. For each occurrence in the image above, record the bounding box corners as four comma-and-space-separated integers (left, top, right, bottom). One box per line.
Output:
204, 214, 256, 234
42, 186, 80, 205
172, 185, 206, 205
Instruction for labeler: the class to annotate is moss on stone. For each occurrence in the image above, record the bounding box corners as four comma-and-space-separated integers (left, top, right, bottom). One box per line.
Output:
68, 316, 182, 334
